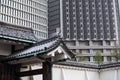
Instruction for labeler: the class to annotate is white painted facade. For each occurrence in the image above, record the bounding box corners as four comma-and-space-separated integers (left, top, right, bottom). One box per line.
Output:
52, 65, 99, 80
21, 64, 120, 80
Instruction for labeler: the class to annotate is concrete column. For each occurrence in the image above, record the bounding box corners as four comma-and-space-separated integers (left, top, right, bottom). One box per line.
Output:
76, 41, 79, 47
111, 57, 116, 62
103, 41, 106, 46
103, 49, 106, 54
111, 41, 115, 46
89, 41, 93, 46
76, 49, 80, 53
90, 56, 94, 62
90, 49, 93, 54
104, 56, 107, 62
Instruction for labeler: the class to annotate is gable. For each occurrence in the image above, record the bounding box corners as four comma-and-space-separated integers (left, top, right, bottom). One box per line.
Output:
1, 36, 74, 64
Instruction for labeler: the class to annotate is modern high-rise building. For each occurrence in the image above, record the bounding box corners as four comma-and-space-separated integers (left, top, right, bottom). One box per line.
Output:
0, 0, 48, 39
48, 0, 120, 63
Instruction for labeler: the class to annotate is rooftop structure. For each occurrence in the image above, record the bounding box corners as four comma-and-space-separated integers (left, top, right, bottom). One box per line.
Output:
0, 22, 37, 43
1, 35, 74, 64
0, 35, 74, 80
0, 0, 48, 39
56, 61, 120, 69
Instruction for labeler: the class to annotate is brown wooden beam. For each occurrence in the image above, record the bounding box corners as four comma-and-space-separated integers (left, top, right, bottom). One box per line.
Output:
11, 45, 15, 54
13, 64, 21, 80
17, 69, 43, 77
43, 62, 52, 80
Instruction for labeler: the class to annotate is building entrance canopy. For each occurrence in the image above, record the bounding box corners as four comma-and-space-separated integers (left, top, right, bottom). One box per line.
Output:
1, 36, 74, 65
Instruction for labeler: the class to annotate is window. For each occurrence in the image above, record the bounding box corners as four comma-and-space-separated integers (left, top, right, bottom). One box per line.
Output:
107, 56, 111, 61
106, 41, 110, 45
8, 16, 11, 22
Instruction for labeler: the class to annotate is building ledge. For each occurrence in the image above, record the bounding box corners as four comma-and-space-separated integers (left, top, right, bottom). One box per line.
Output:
0, 22, 37, 44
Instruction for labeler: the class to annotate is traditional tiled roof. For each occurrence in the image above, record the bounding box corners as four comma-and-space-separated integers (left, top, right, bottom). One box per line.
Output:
0, 22, 37, 43
55, 61, 120, 69
1, 36, 74, 64
99, 62, 120, 69
55, 61, 99, 69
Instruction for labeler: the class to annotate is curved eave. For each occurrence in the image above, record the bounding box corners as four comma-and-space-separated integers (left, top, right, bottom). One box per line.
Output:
1, 41, 60, 63
0, 35, 36, 44
60, 40, 75, 58
1, 36, 75, 64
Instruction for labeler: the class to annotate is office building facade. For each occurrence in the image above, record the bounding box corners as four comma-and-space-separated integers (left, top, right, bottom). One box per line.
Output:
48, 0, 120, 63
0, 0, 48, 39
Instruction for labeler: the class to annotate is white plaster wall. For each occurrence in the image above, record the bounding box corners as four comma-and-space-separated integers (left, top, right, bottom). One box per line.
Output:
20, 65, 31, 80
100, 70, 116, 80
21, 65, 120, 80
21, 77, 30, 80
31, 65, 43, 80
100, 68, 120, 80
52, 66, 120, 80
20, 65, 43, 80
52, 65, 99, 80
0, 43, 11, 56
21, 65, 99, 80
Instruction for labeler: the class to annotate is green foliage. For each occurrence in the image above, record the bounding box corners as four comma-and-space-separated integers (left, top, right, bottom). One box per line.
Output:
71, 51, 87, 62
75, 51, 87, 61
111, 46, 120, 62
79, 56, 86, 61
94, 51, 103, 65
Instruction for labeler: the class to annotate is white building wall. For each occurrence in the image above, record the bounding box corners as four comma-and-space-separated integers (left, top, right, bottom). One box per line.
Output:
20, 64, 43, 80
100, 68, 120, 80
21, 64, 120, 80
20, 65, 31, 80
31, 64, 43, 80
52, 65, 99, 80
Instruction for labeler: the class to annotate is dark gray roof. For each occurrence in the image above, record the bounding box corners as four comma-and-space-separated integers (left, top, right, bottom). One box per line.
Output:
0, 22, 37, 43
55, 61, 99, 69
1, 36, 74, 63
99, 62, 120, 69
55, 61, 120, 69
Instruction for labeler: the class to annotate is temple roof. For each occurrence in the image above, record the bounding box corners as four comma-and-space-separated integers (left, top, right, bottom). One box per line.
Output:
55, 61, 120, 69
55, 61, 99, 69
0, 22, 37, 43
1, 36, 74, 64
